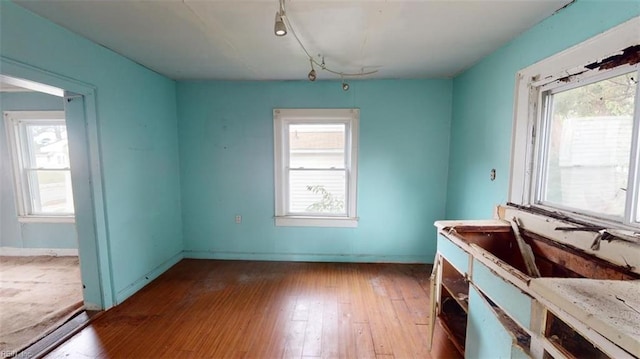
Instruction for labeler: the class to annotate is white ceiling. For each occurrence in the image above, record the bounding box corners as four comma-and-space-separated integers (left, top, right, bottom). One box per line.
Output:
14, 0, 573, 81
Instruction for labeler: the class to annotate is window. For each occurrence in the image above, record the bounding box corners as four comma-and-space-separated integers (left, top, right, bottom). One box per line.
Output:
274, 109, 358, 227
4, 111, 75, 220
537, 69, 637, 219
510, 17, 640, 229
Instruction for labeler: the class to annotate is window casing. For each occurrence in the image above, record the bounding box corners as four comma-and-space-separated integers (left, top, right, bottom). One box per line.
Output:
4, 111, 75, 221
535, 66, 639, 222
510, 17, 640, 230
274, 109, 359, 227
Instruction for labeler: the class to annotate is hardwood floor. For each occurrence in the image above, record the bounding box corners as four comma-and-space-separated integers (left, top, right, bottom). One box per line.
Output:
45, 260, 434, 358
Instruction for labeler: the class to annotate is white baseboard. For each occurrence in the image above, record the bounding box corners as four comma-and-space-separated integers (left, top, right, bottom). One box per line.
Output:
0, 247, 79, 256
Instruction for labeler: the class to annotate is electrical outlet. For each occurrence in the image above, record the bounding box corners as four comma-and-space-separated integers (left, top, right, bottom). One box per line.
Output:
235, 215, 242, 224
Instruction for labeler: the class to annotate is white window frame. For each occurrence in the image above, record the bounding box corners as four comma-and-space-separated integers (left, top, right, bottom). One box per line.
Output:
4, 110, 75, 223
509, 16, 640, 230
274, 108, 359, 227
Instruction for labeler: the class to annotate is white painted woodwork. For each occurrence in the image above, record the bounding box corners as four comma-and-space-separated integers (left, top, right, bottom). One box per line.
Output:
433, 216, 639, 359
500, 205, 640, 276
530, 278, 640, 357
509, 17, 640, 229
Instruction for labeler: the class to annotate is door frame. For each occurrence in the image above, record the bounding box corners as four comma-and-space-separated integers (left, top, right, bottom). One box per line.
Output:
1, 56, 114, 310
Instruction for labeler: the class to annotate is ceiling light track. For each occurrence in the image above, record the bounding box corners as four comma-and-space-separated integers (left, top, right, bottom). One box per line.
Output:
274, 0, 377, 89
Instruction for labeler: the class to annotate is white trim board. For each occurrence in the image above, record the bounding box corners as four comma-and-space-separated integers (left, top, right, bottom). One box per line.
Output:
0, 247, 79, 256
500, 205, 640, 275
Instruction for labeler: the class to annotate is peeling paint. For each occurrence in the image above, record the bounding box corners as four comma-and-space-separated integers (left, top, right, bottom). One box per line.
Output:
585, 45, 640, 71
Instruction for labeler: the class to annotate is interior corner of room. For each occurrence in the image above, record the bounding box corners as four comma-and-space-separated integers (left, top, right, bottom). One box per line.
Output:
1, 0, 639, 358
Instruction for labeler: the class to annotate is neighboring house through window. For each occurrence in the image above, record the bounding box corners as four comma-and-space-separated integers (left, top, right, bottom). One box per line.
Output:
274, 108, 359, 227
510, 17, 639, 229
4, 111, 75, 221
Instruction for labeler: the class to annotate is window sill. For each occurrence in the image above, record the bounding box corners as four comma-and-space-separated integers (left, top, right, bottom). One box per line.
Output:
18, 216, 75, 224
275, 216, 358, 228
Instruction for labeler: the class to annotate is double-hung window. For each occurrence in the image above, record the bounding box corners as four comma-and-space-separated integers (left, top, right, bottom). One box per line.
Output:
274, 109, 359, 227
510, 18, 640, 229
4, 111, 75, 221
536, 67, 638, 221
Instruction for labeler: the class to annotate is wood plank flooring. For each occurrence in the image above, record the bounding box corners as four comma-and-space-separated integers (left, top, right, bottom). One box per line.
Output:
45, 260, 434, 359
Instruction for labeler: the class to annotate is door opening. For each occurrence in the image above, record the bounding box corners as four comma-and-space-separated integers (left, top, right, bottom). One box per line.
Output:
0, 62, 111, 355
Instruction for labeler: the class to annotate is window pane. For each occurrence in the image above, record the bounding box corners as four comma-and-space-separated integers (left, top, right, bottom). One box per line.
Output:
543, 72, 636, 218
25, 123, 70, 169
289, 124, 345, 168
289, 170, 346, 214
29, 170, 74, 214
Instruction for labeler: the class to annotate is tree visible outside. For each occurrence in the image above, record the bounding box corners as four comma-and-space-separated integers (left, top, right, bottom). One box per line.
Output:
305, 185, 345, 213
552, 72, 636, 118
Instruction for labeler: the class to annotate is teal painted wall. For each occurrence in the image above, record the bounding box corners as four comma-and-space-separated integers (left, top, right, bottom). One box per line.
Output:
3, 0, 636, 305
446, 0, 640, 219
0, 92, 78, 249
0, 1, 183, 303
178, 80, 452, 262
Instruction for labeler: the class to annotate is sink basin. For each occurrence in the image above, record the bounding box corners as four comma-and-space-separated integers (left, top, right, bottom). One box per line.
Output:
454, 230, 532, 277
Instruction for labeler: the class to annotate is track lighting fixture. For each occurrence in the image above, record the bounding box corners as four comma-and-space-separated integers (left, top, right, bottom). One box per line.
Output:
274, 0, 378, 84
341, 75, 349, 91
274, 0, 287, 36
340, 74, 349, 92
308, 60, 317, 81
274, 12, 286, 36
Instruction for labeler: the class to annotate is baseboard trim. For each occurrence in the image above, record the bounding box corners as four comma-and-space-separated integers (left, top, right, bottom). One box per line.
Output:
183, 250, 431, 264
0, 247, 78, 257
115, 251, 184, 304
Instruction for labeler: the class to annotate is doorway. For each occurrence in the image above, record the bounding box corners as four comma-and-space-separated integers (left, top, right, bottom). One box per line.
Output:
0, 76, 82, 355
0, 59, 112, 356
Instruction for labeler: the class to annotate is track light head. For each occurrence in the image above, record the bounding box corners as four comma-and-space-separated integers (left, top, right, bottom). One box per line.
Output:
308, 59, 317, 81
340, 74, 349, 91
274, 12, 287, 36
308, 69, 317, 81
